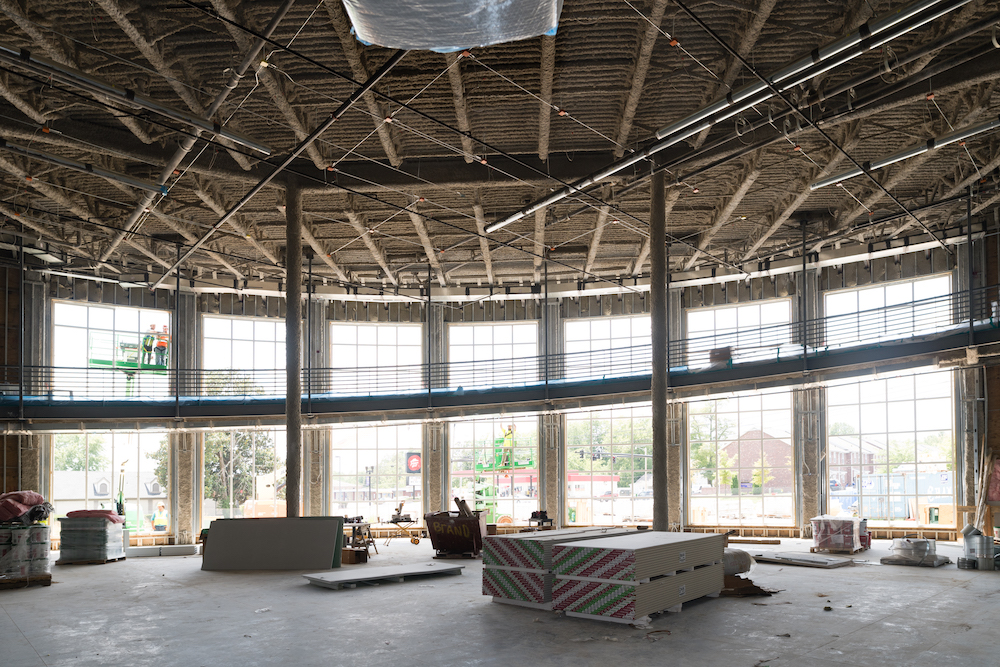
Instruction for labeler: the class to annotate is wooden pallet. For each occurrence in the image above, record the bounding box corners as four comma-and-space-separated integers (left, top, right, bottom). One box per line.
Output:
809, 546, 866, 555
0, 573, 52, 590
56, 556, 126, 565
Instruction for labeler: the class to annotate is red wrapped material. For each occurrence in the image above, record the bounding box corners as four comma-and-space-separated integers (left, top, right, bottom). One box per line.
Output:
811, 515, 862, 551
65, 509, 125, 524
0, 491, 45, 522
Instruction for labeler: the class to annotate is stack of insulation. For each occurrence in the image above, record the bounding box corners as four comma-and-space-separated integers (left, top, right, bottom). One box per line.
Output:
551, 532, 724, 623
57, 517, 125, 563
482, 528, 629, 609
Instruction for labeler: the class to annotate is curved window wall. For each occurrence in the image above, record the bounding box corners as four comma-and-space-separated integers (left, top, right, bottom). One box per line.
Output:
687, 391, 795, 527
826, 369, 955, 527
450, 416, 539, 525
565, 405, 654, 525
201, 429, 287, 529
329, 422, 423, 523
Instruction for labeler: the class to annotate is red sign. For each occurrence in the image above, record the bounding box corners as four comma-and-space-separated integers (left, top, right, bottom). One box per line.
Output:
406, 452, 422, 474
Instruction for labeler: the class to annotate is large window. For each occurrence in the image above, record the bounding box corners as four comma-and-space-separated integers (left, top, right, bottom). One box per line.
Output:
565, 405, 653, 525
329, 323, 423, 393
329, 422, 423, 523
52, 431, 169, 538
52, 302, 171, 398
450, 416, 539, 524
448, 322, 537, 388
564, 315, 651, 379
687, 391, 795, 527
686, 299, 792, 368
826, 369, 955, 527
201, 429, 287, 529
202, 316, 285, 395
824, 274, 951, 348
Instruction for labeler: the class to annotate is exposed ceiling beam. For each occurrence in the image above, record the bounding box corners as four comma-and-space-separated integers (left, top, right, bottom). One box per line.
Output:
193, 183, 281, 268
613, 0, 669, 158
444, 51, 475, 163
584, 204, 612, 275
684, 154, 762, 270
0, 72, 47, 124
631, 188, 679, 275
472, 198, 494, 284
406, 201, 446, 287
300, 221, 350, 282
147, 209, 244, 280
743, 126, 861, 259
537, 34, 555, 162
0, 0, 155, 144
325, 0, 401, 167
209, 0, 327, 171
344, 198, 398, 285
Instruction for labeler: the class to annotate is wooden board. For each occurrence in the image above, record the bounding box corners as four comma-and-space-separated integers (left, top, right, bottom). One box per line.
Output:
303, 562, 463, 590
56, 556, 126, 565
748, 551, 852, 569
0, 573, 52, 590
728, 538, 781, 545
202, 517, 344, 571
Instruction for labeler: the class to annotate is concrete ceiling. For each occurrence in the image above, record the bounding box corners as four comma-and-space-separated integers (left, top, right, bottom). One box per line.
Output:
0, 0, 997, 291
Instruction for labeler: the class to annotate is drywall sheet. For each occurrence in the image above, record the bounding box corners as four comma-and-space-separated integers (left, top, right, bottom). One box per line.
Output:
304, 562, 463, 589
202, 517, 344, 571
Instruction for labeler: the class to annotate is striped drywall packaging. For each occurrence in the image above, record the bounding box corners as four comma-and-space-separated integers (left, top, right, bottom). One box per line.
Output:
552, 532, 724, 581
482, 568, 551, 604
483, 528, 632, 607
552, 563, 724, 621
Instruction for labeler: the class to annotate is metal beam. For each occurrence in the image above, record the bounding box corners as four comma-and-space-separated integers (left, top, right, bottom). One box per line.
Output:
193, 186, 281, 268
285, 175, 303, 517
537, 34, 556, 162
683, 155, 761, 270
585, 188, 613, 275
472, 198, 495, 284
300, 221, 349, 282
407, 201, 446, 287
534, 207, 546, 283
325, 0, 402, 167
614, 0, 669, 158
444, 51, 475, 163
345, 199, 398, 286
150, 49, 407, 290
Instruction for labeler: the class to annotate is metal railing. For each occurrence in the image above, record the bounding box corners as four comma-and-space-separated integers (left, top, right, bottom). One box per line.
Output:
2, 287, 995, 403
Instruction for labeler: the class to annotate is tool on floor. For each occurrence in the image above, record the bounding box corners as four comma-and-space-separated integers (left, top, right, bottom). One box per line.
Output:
385, 502, 418, 546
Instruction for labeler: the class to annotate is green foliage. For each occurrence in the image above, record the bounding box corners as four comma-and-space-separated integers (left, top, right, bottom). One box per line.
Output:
54, 434, 108, 472
148, 436, 169, 491
204, 431, 280, 509
829, 422, 858, 436
751, 455, 774, 488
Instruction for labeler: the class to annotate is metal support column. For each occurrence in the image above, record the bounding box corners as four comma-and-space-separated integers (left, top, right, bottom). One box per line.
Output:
650, 170, 668, 531
968, 186, 974, 346
285, 177, 303, 517
174, 243, 181, 420
307, 251, 313, 415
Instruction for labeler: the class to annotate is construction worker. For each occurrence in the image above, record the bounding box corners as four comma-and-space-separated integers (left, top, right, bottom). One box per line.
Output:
141, 324, 156, 366
154, 325, 169, 366
500, 424, 515, 468
151, 502, 168, 531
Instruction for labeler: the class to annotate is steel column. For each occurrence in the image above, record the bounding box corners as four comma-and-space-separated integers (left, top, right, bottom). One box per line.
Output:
650, 170, 668, 531
285, 176, 303, 517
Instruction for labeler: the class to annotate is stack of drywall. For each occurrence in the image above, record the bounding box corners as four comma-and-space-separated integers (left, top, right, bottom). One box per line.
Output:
551, 532, 724, 623
57, 517, 124, 563
482, 528, 630, 609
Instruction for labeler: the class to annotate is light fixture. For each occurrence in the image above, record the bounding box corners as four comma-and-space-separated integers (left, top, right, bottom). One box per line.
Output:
0, 43, 271, 155
0, 138, 166, 194
811, 114, 1000, 190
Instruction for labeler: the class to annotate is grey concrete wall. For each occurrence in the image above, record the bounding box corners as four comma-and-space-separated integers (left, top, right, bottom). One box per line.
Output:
305, 429, 326, 516
667, 401, 683, 529
173, 432, 197, 545
542, 413, 561, 522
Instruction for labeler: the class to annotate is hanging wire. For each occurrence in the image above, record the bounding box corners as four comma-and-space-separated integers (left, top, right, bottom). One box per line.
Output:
622, 0, 720, 81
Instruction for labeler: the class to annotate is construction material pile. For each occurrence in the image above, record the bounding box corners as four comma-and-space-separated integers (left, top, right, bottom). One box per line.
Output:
57, 515, 125, 564
550, 532, 724, 624
482, 528, 628, 609
1, 491, 54, 582
811, 515, 867, 552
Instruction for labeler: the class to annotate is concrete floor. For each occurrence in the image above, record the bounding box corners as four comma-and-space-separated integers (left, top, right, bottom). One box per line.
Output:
1, 537, 998, 666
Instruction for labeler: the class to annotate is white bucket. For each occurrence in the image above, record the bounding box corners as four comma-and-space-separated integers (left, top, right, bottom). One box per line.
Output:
28, 525, 50, 544
4, 560, 30, 576
28, 558, 50, 575
10, 526, 30, 545
0, 525, 12, 544
28, 542, 49, 559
